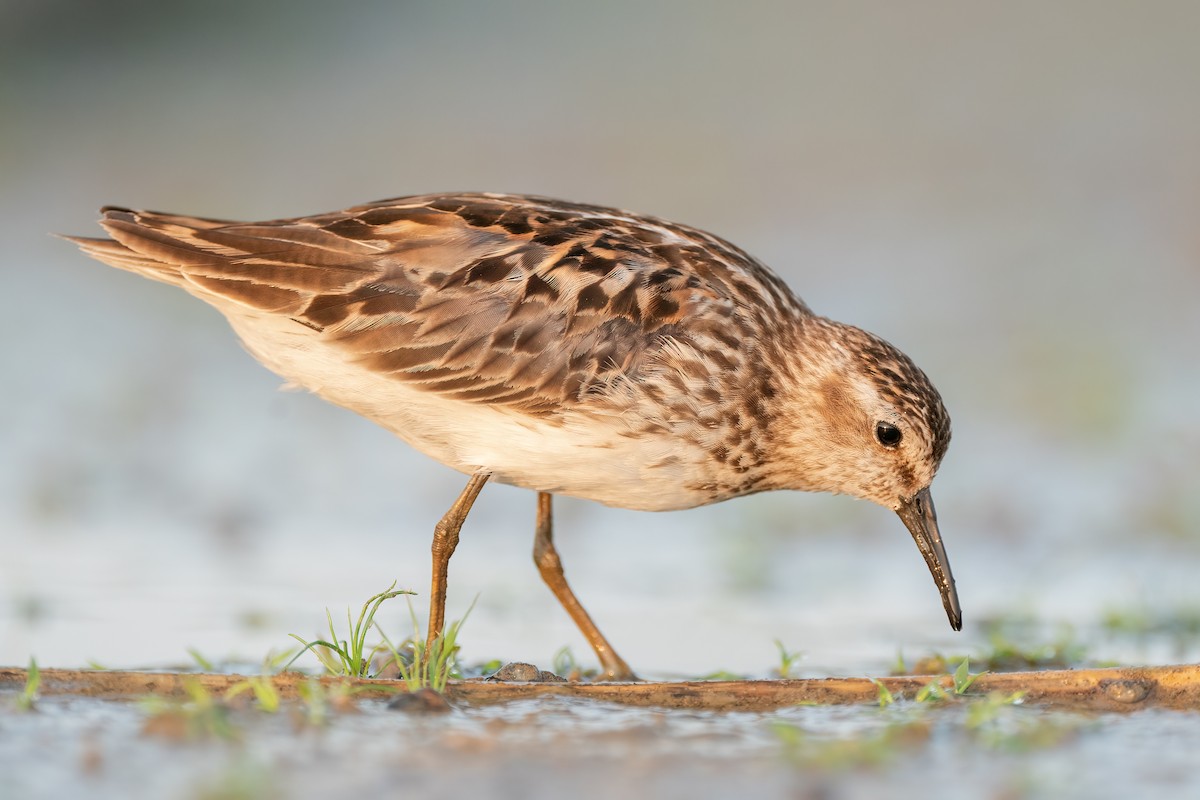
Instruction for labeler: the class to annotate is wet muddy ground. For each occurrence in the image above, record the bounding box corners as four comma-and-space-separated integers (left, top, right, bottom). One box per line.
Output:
5, 664, 1200, 800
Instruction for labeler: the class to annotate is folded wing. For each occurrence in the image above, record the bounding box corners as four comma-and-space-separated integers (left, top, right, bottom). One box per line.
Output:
69, 193, 796, 416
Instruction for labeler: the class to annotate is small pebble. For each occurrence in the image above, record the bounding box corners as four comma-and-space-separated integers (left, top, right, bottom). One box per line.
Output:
1102, 679, 1151, 704
488, 662, 566, 682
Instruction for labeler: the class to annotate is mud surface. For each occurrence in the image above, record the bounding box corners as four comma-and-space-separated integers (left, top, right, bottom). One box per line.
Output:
5, 679, 1200, 800
5, 664, 1200, 712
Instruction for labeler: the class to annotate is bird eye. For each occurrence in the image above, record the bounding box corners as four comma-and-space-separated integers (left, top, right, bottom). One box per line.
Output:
875, 422, 902, 448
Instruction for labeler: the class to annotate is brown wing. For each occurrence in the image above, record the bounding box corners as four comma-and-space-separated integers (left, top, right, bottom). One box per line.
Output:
75, 193, 808, 415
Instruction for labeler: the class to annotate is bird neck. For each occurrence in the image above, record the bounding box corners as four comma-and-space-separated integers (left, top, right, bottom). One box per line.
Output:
759, 316, 874, 496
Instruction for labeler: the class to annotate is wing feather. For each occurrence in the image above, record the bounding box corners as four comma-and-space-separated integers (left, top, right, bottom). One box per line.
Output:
71, 193, 810, 417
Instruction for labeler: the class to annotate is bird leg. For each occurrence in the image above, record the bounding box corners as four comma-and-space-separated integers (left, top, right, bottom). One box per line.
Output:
428, 471, 489, 648
533, 492, 637, 681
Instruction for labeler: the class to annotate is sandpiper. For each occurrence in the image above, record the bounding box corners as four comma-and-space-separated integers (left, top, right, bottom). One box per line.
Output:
67, 192, 960, 680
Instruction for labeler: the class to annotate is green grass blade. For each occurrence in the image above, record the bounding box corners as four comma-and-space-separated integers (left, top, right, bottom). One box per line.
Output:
17, 657, 40, 711
870, 678, 895, 708
953, 657, 988, 695
187, 647, 216, 672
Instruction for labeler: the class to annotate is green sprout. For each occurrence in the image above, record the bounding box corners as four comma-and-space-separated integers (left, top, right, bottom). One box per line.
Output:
774, 640, 803, 678
286, 581, 414, 678
915, 679, 949, 703
870, 678, 895, 708
188, 648, 217, 672
16, 657, 40, 711
953, 657, 988, 695
384, 597, 474, 693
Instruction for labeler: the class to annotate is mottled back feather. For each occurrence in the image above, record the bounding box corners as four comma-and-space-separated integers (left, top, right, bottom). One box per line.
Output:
75, 193, 813, 419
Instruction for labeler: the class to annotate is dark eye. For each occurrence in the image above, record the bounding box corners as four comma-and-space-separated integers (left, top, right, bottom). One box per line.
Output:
875, 422, 902, 448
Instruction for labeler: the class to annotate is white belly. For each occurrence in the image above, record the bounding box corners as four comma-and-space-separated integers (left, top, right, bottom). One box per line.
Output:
227, 311, 713, 512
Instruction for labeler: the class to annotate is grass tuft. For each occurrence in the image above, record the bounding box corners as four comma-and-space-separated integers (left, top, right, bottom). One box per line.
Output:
384, 596, 475, 693
286, 581, 472, 692
286, 581, 414, 678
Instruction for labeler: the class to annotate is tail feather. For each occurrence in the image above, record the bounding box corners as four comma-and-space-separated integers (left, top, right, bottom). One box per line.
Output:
65, 207, 344, 314
59, 234, 186, 287
100, 209, 225, 269
100, 206, 237, 230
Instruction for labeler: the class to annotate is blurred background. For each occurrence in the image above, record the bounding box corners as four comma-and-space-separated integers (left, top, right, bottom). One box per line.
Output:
2, 0, 1198, 676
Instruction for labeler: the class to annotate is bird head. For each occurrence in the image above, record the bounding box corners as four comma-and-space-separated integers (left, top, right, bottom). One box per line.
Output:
777, 318, 961, 631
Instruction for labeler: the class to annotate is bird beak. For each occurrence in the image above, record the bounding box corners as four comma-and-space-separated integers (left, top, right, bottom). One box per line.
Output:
896, 487, 962, 631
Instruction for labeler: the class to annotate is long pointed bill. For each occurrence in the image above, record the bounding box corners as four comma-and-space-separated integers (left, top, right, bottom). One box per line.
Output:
896, 487, 962, 631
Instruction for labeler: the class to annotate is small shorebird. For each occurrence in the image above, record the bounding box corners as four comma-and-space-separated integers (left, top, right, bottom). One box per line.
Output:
67, 193, 960, 680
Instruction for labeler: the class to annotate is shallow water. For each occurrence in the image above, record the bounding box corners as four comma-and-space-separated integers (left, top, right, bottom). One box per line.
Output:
2, 689, 1197, 800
